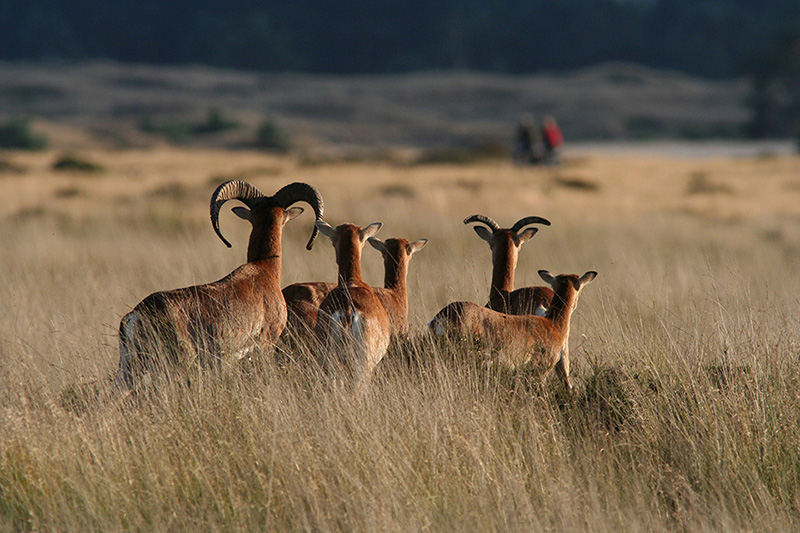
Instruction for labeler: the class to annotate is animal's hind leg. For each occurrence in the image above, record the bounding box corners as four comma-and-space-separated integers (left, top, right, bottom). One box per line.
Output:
114, 312, 140, 391
554, 338, 572, 392
114, 342, 134, 391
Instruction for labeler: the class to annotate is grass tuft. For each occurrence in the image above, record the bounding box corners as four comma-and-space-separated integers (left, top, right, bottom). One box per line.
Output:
553, 176, 600, 191
686, 171, 734, 195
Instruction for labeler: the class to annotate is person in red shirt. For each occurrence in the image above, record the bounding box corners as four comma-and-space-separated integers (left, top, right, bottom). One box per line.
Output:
541, 115, 563, 165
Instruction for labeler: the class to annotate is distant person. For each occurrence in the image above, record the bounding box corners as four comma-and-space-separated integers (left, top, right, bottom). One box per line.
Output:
513, 113, 541, 165
541, 115, 563, 165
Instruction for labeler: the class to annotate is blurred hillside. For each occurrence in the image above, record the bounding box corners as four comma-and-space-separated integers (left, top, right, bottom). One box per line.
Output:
0, 61, 749, 153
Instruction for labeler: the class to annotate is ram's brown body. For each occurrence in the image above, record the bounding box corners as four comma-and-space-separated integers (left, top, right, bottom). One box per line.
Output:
430, 271, 596, 391
281, 236, 426, 347
121, 259, 285, 369
282, 281, 337, 342
484, 228, 554, 316
465, 214, 554, 316
368, 237, 427, 337
115, 181, 323, 390
314, 222, 390, 389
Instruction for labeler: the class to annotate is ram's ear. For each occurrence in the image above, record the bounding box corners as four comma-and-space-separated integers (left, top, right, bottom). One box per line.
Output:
232, 207, 252, 221
577, 271, 598, 288
360, 222, 382, 241
514, 227, 538, 245
315, 220, 336, 240
406, 239, 428, 255
368, 237, 386, 253
473, 226, 493, 243
538, 270, 556, 286
407, 239, 428, 255
284, 206, 304, 223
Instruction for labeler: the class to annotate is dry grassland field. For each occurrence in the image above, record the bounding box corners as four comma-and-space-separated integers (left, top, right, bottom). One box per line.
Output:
1, 146, 800, 530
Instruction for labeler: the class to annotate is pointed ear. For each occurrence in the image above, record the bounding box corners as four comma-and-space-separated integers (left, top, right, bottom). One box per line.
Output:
360, 222, 382, 241
473, 226, 493, 243
514, 227, 538, 245
284, 206, 304, 223
538, 270, 556, 285
577, 271, 597, 288
316, 220, 336, 240
367, 237, 386, 253
232, 206, 252, 221
406, 239, 428, 255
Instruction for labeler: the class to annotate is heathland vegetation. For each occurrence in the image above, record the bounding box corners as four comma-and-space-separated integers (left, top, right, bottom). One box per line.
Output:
0, 61, 754, 154
1, 147, 799, 529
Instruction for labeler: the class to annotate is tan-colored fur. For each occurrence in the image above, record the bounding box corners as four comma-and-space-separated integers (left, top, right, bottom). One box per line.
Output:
429, 270, 597, 391
314, 221, 391, 389
281, 281, 337, 345
282, 236, 427, 348
368, 237, 428, 336
115, 181, 323, 390
466, 214, 554, 316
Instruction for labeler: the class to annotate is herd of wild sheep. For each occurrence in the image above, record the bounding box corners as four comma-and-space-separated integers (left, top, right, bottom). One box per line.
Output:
114, 180, 596, 392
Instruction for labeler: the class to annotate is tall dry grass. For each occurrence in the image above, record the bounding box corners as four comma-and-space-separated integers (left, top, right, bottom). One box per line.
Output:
1, 148, 800, 530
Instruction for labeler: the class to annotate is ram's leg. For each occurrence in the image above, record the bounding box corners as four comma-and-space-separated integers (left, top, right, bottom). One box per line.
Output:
114, 312, 141, 391
553, 337, 572, 392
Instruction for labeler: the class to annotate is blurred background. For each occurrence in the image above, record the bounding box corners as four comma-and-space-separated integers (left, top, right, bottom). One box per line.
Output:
1, 0, 799, 156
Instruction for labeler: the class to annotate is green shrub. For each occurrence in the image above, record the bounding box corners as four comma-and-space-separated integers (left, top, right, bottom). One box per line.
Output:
140, 117, 193, 143
254, 119, 291, 153
52, 154, 104, 173
0, 119, 48, 150
553, 176, 600, 192
140, 108, 240, 143
194, 108, 239, 134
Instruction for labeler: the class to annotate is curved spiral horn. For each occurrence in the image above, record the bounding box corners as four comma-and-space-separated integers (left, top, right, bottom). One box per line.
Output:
209, 180, 266, 248
273, 182, 325, 250
463, 214, 500, 232
511, 216, 551, 233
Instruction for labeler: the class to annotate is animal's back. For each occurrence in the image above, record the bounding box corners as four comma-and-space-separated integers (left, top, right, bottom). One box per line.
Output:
283, 281, 336, 332
117, 266, 284, 385
487, 286, 554, 316
509, 286, 554, 316
372, 287, 409, 335
430, 300, 555, 368
316, 283, 390, 384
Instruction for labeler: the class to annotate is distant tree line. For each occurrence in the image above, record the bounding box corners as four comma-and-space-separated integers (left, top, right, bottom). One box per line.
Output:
746, 31, 800, 139
1, 0, 797, 78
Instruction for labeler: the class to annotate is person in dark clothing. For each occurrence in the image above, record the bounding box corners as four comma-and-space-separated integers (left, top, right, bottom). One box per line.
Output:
513, 113, 542, 165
